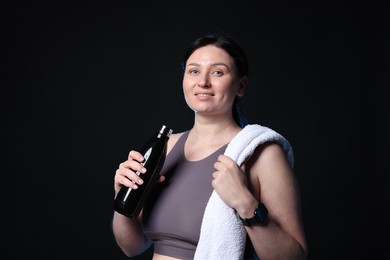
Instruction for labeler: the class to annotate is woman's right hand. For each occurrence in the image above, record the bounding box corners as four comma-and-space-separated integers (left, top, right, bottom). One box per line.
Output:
114, 150, 166, 196
114, 150, 147, 196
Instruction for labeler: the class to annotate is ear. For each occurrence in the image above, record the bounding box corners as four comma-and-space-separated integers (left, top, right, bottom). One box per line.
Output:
237, 77, 248, 97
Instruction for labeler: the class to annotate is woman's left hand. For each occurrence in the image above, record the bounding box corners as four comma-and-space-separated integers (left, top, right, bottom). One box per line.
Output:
212, 154, 250, 208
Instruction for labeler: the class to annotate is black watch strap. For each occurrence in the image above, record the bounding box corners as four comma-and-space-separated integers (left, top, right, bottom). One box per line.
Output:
239, 203, 268, 227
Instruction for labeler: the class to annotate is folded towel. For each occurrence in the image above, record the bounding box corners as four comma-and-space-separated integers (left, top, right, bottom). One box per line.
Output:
194, 124, 294, 260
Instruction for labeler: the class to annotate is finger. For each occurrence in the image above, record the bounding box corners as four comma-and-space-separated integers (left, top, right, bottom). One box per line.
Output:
120, 160, 147, 175
212, 170, 219, 180
211, 176, 220, 189
121, 174, 140, 189
156, 175, 166, 183
218, 155, 238, 168
128, 150, 144, 162
213, 161, 223, 171
216, 154, 229, 163
115, 167, 144, 188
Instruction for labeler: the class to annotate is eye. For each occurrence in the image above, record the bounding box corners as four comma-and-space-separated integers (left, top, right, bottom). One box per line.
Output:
189, 69, 199, 75
211, 70, 223, 76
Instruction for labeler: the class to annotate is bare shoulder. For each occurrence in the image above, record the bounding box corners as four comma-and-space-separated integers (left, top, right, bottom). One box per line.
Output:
168, 132, 183, 143
247, 141, 300, 210
166, 132, 185, 154
245, 141, 298, 199
247, 142, 292, 174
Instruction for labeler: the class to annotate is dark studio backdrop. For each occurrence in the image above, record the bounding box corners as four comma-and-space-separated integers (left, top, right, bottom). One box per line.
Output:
1, 2, 388, 260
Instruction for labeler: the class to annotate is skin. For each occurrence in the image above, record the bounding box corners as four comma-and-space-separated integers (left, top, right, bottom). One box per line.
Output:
112, 45, 308, 260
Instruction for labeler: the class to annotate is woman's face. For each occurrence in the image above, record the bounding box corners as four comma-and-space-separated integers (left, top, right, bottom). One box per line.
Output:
183, 45, 245, 117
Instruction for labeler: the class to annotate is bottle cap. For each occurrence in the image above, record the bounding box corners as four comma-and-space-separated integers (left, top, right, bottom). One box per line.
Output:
160, 125, 173, 136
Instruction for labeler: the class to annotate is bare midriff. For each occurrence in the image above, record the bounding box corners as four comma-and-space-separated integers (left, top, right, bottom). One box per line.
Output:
153, 253, 181, 260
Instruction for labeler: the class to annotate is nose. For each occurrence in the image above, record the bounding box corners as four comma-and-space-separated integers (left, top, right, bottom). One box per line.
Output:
197, 74, 211, 88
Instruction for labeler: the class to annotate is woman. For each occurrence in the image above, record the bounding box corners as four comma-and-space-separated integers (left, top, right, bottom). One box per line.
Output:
112, 31, 308, 259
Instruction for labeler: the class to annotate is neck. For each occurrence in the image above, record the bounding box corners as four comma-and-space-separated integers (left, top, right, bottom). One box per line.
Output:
188, 116, 242, 147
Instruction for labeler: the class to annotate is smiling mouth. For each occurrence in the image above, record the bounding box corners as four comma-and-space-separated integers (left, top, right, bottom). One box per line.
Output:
196, 93, 213, 96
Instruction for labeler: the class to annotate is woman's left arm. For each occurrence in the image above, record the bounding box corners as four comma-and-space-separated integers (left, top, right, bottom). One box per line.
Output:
213, 142, 308, 260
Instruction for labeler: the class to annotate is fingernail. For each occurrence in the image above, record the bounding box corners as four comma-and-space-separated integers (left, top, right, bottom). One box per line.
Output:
141, 168, 146, 173
138, 179, 143, 184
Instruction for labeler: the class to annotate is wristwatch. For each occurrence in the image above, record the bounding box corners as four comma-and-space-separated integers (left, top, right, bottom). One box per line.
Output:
239, 203, 268, 227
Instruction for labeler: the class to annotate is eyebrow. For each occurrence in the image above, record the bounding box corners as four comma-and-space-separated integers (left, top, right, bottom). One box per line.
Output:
187, 62, 230, 69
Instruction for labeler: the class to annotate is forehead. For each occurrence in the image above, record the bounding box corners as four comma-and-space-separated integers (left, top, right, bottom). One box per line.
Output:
187, 45, 233, 64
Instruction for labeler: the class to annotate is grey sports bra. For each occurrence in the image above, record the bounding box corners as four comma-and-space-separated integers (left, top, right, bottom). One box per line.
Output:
142, 131, 228, 259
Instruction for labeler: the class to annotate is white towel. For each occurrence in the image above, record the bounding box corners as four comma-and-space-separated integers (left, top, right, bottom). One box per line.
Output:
194, 124, 294, 260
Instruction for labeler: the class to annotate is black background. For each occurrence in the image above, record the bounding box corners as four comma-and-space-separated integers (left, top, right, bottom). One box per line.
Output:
1, 1, 389, 260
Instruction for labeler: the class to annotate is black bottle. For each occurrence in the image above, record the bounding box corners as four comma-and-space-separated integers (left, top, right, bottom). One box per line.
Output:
114, 125, 173, 218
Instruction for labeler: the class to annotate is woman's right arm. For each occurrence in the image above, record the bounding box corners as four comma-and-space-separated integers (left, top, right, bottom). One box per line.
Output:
112, 211, 151, 257
111, 134, 179, 256
112, 150, 152, 257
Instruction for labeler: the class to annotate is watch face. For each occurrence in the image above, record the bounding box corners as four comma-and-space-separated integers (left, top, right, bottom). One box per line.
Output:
240, 203, 268, 226
255, 203, 268, 224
